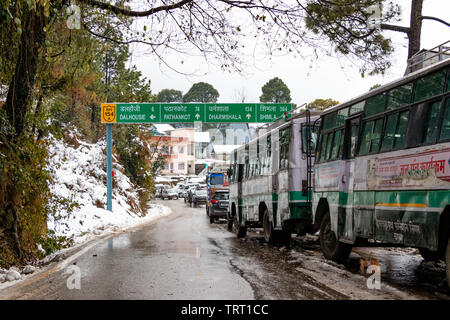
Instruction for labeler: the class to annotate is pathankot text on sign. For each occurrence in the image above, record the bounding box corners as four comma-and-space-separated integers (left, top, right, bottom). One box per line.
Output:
101, 103, 291, 123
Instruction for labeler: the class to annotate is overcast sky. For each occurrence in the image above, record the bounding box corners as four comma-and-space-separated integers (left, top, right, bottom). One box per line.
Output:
130, 1, 450, 107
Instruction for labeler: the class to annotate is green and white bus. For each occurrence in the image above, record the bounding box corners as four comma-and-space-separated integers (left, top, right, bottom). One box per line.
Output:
312, 53, 450, 286
228, 112, 319, 245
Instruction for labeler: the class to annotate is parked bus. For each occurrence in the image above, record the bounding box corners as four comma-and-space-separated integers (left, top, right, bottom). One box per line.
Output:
228, 112, 320, 245
311, 54, 450, 287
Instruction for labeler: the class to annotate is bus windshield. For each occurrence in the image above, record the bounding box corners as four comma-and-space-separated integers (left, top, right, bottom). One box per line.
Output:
210, 174, 224, 185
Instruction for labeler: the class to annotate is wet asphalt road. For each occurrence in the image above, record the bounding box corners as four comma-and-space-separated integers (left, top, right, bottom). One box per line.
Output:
1, 199, 449, 300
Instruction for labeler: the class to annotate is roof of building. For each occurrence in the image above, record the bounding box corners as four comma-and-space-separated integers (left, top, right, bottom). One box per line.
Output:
153, 124, 175, 135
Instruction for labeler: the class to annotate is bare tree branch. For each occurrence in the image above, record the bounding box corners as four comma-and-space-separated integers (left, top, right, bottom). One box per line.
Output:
380, 23, 410, 34
78, 0, 194, 17
421, 15, 450, 28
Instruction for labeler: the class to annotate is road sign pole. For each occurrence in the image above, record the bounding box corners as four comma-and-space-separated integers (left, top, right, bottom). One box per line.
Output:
106, 123, 113, 212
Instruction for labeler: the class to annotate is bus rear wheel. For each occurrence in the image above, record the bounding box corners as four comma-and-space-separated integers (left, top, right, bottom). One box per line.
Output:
446, 237, 450, 289
263, 210, 291, 246
232, 214, 247, 238
319, 213, 352, 264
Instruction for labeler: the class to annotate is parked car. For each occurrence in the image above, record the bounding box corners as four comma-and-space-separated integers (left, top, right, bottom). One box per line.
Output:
161, 188, 179, 200
208, 191, 229, 223
155, 185, 170, 199
192, 189, 207, 207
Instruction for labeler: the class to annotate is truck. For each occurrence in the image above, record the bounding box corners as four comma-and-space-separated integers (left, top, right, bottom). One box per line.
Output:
205, 163, 230, 223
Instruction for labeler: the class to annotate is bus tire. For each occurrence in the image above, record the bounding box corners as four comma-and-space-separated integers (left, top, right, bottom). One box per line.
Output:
319, 213, 352, 264
446, 237, 450, 289
233, 214, 247, 238
418, 247, 442, 261
263, 210, 291, 246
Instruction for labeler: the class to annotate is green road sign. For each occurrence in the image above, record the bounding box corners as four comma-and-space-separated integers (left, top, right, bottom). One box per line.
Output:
101, 103, 291, 124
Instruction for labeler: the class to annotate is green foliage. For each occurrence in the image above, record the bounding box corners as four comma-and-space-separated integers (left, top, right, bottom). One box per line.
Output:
0, 110, 51, 266
259, 77, 291, 103
157, 89, 183, 103
307, 98, 340, 111
183, 82, 219, 103
38, 230, 74, 257
113, 126, 155, 210
304, 0, 400, 75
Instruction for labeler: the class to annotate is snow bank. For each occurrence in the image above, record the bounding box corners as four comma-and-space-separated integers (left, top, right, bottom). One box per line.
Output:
46, 129, 171, 244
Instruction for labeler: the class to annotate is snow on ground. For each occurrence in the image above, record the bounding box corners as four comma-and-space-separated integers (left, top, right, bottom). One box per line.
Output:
1, 128, 173, 288
46, 128, 172, 244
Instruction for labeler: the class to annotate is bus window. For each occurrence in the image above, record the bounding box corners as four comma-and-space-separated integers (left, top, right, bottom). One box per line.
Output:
370, 119, 383, 153
393, 111, 409, 149
359, 121, 374, 155
440, 98, 450, 141
319, 133, 329, 162
365, 93, 386, 117
301, 124, 319, 155
381, 113, 398, 151
338, 129, 345, 158
330, 129, 343, 160
386, 83, 413, 110
324, 131, 333, 161
414, 69, 447, 102
350, 101, 365, 115
350, 122, 359, 158
323, 112, 337, 130
279, 127, 290, 169
336, 108, 349, 126
423, 100, 442, 144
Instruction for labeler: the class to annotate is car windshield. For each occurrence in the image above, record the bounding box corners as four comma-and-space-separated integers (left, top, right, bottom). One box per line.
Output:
213, 193, 229, 200
196, 190, 207, 195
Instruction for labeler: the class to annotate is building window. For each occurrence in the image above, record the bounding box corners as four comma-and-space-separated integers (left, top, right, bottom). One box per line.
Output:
188, 143, 194, 156
164, 163, 168, 170
178, 163, 185, 170
178, 146, 184, 154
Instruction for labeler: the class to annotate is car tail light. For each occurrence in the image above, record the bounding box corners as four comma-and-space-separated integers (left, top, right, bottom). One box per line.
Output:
211, 199, 218, 204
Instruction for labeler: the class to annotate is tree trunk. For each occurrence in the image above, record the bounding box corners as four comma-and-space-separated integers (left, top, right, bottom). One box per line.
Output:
408, 0, 423, 58
5, 6, 47, 138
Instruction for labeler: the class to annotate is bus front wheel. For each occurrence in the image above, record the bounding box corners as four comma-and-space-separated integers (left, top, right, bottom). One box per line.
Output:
319, 213, 352, 264
263, 209, 291, 246
233, 214, 247, 238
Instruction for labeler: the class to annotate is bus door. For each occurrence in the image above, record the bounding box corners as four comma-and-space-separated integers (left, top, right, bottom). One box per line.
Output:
271, 128, 281, 228
339, 115, 361, 242
236, 147, 246, 223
